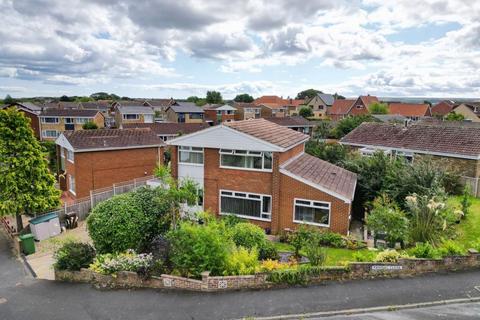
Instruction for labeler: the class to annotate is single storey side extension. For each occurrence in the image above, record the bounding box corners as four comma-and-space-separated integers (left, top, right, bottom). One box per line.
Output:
167, 118, 357, 235
55, 129, 165, 199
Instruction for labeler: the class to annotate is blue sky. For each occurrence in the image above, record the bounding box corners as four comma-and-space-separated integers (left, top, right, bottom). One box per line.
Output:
0, 0, 479, 99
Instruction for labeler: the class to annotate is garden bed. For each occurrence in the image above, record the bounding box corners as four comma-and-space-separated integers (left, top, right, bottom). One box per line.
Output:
55, 250, 480, 292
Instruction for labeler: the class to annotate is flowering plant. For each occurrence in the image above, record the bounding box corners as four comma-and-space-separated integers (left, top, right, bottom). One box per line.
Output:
89, 249, 153, 276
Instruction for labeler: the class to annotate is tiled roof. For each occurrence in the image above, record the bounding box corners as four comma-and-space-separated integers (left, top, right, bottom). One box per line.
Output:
329, 99, 355, 115
123, 122, 209, 135
359, 95, 379, 107
40, 109, 100, 117
316, 93, 335, 106
112, 100, 145, 107
288, 99, 305, 107
254, 95, 286, 105
281, 153, 357, 201
116, 106, 154, 114
168, 102, 204, 113
233, 102, 259, 109
144, 99, 174, 107
43, 102, 80, 110
431, 101, 455, 116
63, 128, 164, 151
388, 103, 431, 117
259, 103, 288, 109
264, 116, 314, 127
341, 122, 480, 158
225, 118, 309, 148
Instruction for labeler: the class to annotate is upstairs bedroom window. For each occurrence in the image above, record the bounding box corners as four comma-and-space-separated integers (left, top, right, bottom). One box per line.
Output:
178, 146, 204, 165
219, 149, 272, 171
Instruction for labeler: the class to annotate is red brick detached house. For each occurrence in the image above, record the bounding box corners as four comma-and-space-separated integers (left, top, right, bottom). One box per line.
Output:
55, 129, 165, 199
167, 118, 357, 235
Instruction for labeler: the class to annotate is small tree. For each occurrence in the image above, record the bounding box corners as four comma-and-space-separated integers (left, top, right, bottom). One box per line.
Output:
445, 112, 464, 121
460, 185, 472, 217
305, 140, 348, 165
368, 102, 389, 114
366, 195, 409, 246
313, 121, 332, 140
0, 108, 60, 231
186, 96, 199, 103
332, 114, 377, 138
4, 94, 15, 104
206, 91, 223, 104
296, 89, 322, 100
299, 106, 314, 118
233, 93, 254, 103
82, 121, 98, 130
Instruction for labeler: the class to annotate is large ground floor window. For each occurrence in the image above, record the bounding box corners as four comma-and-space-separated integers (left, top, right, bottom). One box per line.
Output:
220, 190, 271, 221
293, 198, 330, 227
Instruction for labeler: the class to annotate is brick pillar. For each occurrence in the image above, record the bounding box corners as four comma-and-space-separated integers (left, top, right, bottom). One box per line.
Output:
271, 153, 281, 234
201, 271, 210, 291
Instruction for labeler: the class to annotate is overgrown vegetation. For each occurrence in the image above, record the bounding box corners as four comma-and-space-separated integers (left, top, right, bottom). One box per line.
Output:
54, 241, 96, 271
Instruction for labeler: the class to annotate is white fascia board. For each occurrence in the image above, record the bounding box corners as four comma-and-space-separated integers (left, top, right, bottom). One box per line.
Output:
340, 141, 480, 160
279, 168, 352, 204
55, 134, 74, 152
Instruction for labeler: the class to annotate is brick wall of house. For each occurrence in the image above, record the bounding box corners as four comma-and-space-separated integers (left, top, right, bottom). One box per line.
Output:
41, 113, 105, 140
349, 98, 369, 117
203, 148, 273, 230
278, 174, 351, 235
278, 143, 304, 164
22, 111, 41, 139
260, 106, 273, 118
185, 114, 204, 124
69, 147, 162, 199
414, 154, 480, 178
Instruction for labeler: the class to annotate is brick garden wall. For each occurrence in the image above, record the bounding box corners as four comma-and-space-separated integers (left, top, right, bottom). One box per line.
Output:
55, 251, 480, 292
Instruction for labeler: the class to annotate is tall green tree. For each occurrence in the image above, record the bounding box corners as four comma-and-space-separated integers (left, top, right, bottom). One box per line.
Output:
368, 102, 389, 114
4, 94, 15, 104
296, 89, 322, 100
233, 93, 254, 103
206, 91, 223, 104
0, 108, 61, 231
187, 96, 200, 103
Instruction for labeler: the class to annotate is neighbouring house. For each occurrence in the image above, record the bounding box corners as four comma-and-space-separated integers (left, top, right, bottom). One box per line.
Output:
203, 104, 237, 125
328, 99, 356, 121
123, 122, 209, 141
165, 102, 205, 123
167, 118, 357, 235
80, 101, 115, 127
302, 93, 335, 119
115, 105, 155, 127
2, 102, 43, 139
286, 99, 306, 116
388, 102, 431, 121
371, 114, 407, 123
39, 109, 105, 141
431, 100, 456, 118
340, 122, 480, 181
144, 98, 176, 122
452, 103, 480, 122
254, 95, 289, 118
264, 116, 315, 136
55, 128, 165, 199
233, 102, 262, 120
43, 101, 81, 110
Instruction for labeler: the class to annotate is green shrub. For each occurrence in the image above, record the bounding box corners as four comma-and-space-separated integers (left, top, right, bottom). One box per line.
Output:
54, 241, 95, 271
222, 214, 244, 227
87, 187, 170, 254
258, 241, 279, 261
224, 247, 258, 276
266, 265, 328, 285
353, 250, 377, 262
288, 225, 317, 257
409, 242, 439, 259
303, 240, 327, 266
317, 231, 345, 248
167, 220, 232, 278
374, 249, 405, 263
230, 222, 266, 249
438, 240, 465, 257
89, 250, 154, 276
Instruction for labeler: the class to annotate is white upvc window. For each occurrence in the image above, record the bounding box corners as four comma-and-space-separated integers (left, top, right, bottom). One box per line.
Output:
75, 117, 91, 124
178, 146, 204, 165
66, 149, 74, 163
68, 174, 76, 195
219, 190, 272, 221
42, 130, 59, 138
41, 117, 59, 124
293, 198, 331, 227
123, 114, 140, 120
219, 149, 272, 171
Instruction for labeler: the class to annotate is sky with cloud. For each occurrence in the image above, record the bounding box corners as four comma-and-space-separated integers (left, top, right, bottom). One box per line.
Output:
0, 0, 479, 99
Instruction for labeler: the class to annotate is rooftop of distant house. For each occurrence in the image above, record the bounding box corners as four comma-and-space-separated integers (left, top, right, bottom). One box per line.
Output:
116, 105, 154, 114
167, 102, 205, 113
40, 109, 101, 117
388, 102, 431, 117
123, 122, 209, 135
264, 116, 314, 127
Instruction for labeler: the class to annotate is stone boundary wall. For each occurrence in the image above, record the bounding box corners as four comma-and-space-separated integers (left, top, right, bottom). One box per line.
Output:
55, 250, 480, 292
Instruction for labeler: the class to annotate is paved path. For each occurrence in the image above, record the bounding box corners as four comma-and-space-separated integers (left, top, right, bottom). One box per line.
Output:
1, 229, 480, 320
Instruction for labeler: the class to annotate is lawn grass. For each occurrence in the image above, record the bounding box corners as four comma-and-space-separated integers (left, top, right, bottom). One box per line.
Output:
449, 196, 480, 250
272, 241, 370, 266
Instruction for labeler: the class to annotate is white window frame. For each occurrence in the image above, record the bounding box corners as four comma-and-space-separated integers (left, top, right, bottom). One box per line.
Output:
42, 130, 59, 138
41, 117, 59, 124
75, 117, 91, 124
123, 114, 140, 120
293, 198, 331, 227
66, 149, 74, 163
60, 147, 66, 171
219, 149, 273, 172
219, 189, 272, 222
178, 146, 204, 166
68, 174, 76, 195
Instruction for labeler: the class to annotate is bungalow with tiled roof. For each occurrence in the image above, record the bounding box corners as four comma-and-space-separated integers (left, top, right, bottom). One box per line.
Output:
431, 100, 456, 117
341, 122, 480, 190
388, 102, 431, 121
167, 118, 357, 234
55, 128, 165, 199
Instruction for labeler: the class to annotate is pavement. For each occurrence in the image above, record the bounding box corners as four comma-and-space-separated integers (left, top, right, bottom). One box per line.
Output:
1, 228, 480, 320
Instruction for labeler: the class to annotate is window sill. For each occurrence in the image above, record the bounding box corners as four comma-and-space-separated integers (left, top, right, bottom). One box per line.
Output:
220, 212, 271, 222
293, 220, 330, 228
178, 162, 204, 166
219, 165, 272, 173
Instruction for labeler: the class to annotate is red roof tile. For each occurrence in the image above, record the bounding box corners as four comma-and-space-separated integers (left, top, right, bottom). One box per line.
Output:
123, 122, 209, 135
281, 153, 357, 201
329, 99, 355, 115
431, 101, 455, 116
388, 103, 431, 117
